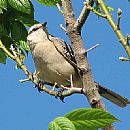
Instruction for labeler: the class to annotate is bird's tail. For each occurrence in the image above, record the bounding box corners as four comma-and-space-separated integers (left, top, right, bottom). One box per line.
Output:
95, 83, 130, 107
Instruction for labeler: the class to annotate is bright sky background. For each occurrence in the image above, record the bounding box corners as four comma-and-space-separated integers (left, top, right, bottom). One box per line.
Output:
0, 0, 130, 130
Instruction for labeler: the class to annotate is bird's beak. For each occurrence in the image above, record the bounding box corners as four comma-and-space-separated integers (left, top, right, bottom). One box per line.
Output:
42, 22, 47, 27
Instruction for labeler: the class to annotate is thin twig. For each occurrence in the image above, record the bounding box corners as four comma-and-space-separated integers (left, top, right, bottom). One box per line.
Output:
0, 40, 15, 60
19, 78, 31, 83
119, 56, 130, 61
74, 0, 94, 31
117, 8, 122, 30
56, 3, 64, 14
98, 0, 130, 59
86, 44, 100, 53
60, 24, 67, 32
84, 2, 107, 18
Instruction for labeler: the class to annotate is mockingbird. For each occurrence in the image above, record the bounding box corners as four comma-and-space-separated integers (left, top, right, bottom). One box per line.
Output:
27, 23, 130, 107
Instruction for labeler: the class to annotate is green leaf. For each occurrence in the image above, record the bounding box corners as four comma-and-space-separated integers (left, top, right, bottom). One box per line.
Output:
15, 13, 38, 27
0, 0, 7, 14
0, 22, 8, 37
1, 35, 14, 48
7, 8, 36, 27
48, 117, 76, 130
7, 0, 36, 27
0, 0, 35, 28
106, 5, 114, 12
8, 0, 34, 16
65, 108, 120, 130
0, 49, 6, 64
0, 9, 15, 34
19, 40, 31, 52
36, 0, 62, 6
11, 20, 28, 41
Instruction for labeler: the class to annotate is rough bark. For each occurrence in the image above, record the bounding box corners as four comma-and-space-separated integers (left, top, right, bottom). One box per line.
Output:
62, 0, 115, 130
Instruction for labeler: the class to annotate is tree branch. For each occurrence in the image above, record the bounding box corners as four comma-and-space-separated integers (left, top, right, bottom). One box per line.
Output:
0, 40, 15, 60
0, 40, 35, 82
61, 1, 115, 129
61, 0, 107, 110
73, 0, 94, 31
0, 40, 83, 98
98, 0, 130, 60
84, 2, 107, 18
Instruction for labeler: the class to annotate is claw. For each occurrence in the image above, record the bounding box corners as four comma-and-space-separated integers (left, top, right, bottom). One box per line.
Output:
35, 81, 44, 93
55, 88, 65, 103
37, 87, 42, 93
59, 95, 65, 102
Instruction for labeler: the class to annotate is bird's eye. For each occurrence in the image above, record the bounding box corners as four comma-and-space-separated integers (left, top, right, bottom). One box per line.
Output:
28, 27, 39, 35
32, 27, 39, 32
28, 25, 43, 35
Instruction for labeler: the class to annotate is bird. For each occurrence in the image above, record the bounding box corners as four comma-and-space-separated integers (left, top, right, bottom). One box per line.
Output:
27, 23, 130, 107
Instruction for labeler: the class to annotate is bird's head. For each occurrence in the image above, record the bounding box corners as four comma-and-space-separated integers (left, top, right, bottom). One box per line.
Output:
27, 22, 48, 50
28, 22, 48, 35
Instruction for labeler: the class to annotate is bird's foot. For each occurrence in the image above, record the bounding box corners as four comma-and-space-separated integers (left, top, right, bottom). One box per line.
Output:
55, 87, 65, 102
55, 85, 72, 102
35, 81, 45, 93
32, 70, 39, 79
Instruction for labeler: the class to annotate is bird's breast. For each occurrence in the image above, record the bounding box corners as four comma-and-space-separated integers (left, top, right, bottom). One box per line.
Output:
32, 41, 77, 86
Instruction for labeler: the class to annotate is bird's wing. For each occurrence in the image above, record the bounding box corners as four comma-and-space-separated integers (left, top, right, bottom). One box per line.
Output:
49, 35, 130, 107
49, 35, 78, 67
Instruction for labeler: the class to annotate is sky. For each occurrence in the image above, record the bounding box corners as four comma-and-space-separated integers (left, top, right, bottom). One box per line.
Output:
0, 0, 130, 130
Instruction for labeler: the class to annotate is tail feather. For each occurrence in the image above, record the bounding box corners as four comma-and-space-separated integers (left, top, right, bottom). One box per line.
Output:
95, 83, 130, 107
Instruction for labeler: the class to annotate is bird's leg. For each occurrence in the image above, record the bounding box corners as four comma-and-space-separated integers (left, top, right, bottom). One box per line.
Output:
55, 85, 65, 102
52, 82, 57, 91
56, 74, 74, 102
70, 74, 74, 87
56, 74, 74, 101
31, 70, 51, 93
31, 70, 44, 92
36, 81, 58, 93
55, 84, 71, 102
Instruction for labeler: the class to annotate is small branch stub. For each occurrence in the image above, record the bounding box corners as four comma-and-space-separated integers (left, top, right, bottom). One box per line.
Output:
126, 34, 130, 45
19, 78, 30, 83
60, 24, 67, 32
117, 8, 122, 30
56, 3, 64, 14
86, 44, 100, 53
119, 56, 130, 61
